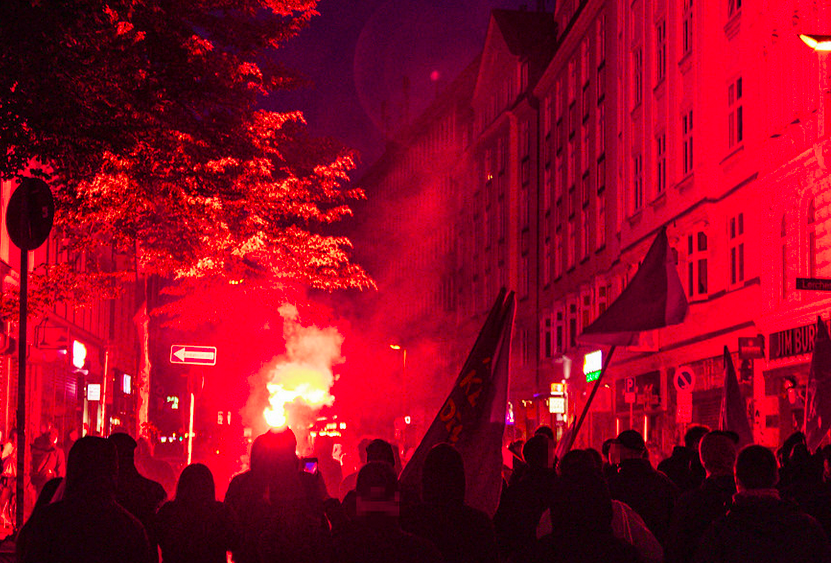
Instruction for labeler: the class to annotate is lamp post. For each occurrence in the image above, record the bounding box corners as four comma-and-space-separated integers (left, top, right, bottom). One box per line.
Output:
799, 34, 831, 138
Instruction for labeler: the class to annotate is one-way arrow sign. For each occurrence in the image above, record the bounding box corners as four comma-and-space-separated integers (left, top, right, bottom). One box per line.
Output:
170, 345, 217, 366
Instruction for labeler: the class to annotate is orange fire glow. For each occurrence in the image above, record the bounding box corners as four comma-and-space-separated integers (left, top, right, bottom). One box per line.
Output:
263, 363, 335, 429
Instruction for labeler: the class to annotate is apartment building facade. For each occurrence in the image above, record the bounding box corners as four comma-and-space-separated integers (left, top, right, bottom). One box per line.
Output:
356, 1, 831, 455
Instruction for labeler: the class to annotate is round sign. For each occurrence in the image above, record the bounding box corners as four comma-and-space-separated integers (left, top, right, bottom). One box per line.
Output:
674, 366, 696, 392
6, 177, 54, 250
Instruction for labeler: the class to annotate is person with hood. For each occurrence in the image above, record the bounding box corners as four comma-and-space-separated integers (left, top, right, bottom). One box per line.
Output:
17, 436, 153, 563
693, 444, 831, 563
493, 434, 556, 560
402, 443, 497, 563
157, 463, 239, 563
108, 432, 167, 562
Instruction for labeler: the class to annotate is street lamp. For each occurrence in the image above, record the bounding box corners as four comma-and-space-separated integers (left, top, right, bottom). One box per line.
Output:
799, 34, 831, 138
800, 34, 831, 52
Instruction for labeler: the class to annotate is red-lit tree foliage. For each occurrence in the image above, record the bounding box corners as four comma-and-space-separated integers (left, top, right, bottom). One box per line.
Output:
0, 0, 373, 326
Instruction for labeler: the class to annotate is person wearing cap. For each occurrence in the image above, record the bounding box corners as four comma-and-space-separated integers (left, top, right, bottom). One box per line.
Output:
606, 429, 678, 546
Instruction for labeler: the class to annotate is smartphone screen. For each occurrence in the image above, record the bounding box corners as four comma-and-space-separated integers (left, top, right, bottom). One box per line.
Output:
302, 457, 319, 474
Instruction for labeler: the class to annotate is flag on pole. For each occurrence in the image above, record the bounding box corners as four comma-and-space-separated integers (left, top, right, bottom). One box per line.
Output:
719, 346, 753, 447
399, 289, 515, 516
804, 317, 831, 451
579, 227, 688, 346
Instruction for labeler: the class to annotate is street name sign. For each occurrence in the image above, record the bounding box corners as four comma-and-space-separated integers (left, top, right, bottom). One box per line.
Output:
796, 277, 831, 291
170, 345, 217, 366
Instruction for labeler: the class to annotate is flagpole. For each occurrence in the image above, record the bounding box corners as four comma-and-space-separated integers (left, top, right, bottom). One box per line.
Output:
565, 345, 616, 452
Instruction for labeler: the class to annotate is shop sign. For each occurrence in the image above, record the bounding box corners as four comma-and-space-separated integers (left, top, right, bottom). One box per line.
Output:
769, 320, 831, 361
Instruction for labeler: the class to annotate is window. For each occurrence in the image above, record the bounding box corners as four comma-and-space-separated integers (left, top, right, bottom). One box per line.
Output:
567, 138, 576, 189
656, 20, 667, 83
808, 198, 818, 277
729, 213, 745, 285
633, 46, 643, 107
596, 103, 606, 157
781, 215, 788, 299
581, 39, 591, 87
683, 0, 693, 56
543, 225, 552, 286
687, 231, 708, 297
683, 110, 694, 175
520, 61, 529, 91
542, 316, 554, 359
582, 172, 591, 207
581, 206, 590, 260
520, 120, 531, 185
596, 15, 606, 66
656, 132, 667, 194
728, 77, 743, 148
555, 227, 563, 278
633, 153, 644, 211
728, 0, 741, 18
597, 62, 606, 102
568, 219, 576, 269
568, 303, 578, 348
596, 189, 606, 249
581, 121, 590, 172
555, 309, 565, 354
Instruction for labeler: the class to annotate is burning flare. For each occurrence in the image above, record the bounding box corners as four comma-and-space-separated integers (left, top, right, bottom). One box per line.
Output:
264, 364, 335, 429
259, 303, 343, 432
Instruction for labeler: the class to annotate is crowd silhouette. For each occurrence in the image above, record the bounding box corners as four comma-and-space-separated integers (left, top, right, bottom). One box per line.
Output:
9, 424, 831, 562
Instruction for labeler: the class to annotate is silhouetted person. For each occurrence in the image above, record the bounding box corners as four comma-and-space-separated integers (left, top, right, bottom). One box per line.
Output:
255, 427, 332, 563
313, 435, 343, 500
157, 463, 239, 563
693, 444, 831, 563
545, 449, 662, 563
343, 438, 397, 519
607, 429, 678, 546
333, 461, 442, 563
534, 463, 641, 563
658, 425, 709, 492
339, 437, 372, 501
402, 443, 498, 563
135, 437, 177, 499
494, 434, 556, 561
665, 431, 737, 563
108, 432, 166, 562
225, 430, 280, 563
776, 439, 831, 537
17, 436, 153, 563
31, 418, 65, 496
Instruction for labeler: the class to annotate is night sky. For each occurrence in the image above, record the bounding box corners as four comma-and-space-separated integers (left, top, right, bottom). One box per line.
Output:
275, 0, 523, 176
